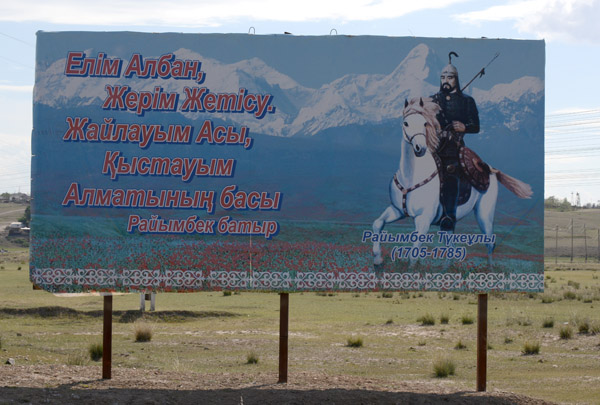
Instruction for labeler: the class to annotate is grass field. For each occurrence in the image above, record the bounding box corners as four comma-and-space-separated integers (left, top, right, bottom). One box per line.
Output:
1, 249, 599, 403
545, 208, 600, 261
1, 207, 599, 403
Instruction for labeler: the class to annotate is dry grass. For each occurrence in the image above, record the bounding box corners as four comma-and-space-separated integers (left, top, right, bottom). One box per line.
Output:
521, 341, 541, 355
134, 323, 153, 342
460, 314, 474, 325
432, 356, 456, 378
559, 325, 573, 339
246, 352, 259, 364
416, 313, 435, 326
346, 336, 364, 348
1, 256, 600, 404
88, 343, 102, 362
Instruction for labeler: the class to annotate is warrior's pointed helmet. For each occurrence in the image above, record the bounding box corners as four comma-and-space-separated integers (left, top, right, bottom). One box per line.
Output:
440, 51, 461, 92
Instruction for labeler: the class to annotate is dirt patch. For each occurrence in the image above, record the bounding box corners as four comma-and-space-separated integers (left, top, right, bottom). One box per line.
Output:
0, 307, 238, 323
0, 365, 556, 404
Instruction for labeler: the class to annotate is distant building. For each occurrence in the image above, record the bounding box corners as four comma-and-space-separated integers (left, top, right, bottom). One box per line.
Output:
1, 193, 30, 203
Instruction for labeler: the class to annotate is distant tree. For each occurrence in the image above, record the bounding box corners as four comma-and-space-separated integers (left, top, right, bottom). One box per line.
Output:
545, 196, 574, 211
18, 206, 30, 227
544, 196, 559, 209
0, 192, 10, 200
559, 198, 573, 212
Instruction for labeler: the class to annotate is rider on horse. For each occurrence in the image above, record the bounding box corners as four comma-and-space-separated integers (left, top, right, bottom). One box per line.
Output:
431, 52, 480, 233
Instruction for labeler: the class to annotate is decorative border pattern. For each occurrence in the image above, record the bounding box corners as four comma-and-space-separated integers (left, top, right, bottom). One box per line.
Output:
31, 268, 544, 293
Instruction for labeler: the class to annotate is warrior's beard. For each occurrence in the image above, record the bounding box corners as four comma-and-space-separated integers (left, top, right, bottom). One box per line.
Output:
442, 83, 453, 93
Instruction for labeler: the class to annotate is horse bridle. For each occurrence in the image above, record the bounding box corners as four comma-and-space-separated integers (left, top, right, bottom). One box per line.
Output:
403, 128, 426, 146
402, 112, 428, 146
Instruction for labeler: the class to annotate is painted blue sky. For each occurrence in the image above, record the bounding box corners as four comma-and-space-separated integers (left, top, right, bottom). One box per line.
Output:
1, 0, 599, 204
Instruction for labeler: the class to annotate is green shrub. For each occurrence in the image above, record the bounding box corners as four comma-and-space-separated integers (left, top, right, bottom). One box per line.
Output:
381, 292, 393, 298
440, 313, 449, 324
433, 357, 456, 378
542, 318, 554, 328
246, 352, 259, 364
522, 341, 541, 355
461, 314, 474, 325
222, 290, 232, 296
134, 323, 153, 342
563, 291, 577, 300
347, 337, 364, 348
88, 343, 103, 362
385, 318, 394, 325
454, 340, 467, 350
504, 337, 514, 344
567, 280, 580, 289
578, 320, 590, 334
417, 313, 435, 326
541, 294, 555, 304
559, 325, 573, 340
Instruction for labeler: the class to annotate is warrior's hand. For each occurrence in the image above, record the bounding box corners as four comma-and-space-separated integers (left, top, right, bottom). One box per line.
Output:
451, 121, 466, 133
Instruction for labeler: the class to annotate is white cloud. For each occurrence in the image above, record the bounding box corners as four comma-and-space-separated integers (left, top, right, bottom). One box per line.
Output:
0, 85, 34, 93
1, 0, 469, 26
454, 0, 600, 44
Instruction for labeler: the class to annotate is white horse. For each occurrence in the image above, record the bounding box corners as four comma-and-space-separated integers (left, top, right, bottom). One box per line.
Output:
372, 97, 532, 266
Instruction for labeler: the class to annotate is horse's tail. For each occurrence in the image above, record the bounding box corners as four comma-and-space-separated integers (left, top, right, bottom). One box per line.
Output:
492, 168, 533, 199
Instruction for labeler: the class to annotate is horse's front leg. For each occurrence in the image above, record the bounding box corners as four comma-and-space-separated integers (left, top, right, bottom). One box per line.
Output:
409, 213, 434, 267
372, 205, 403, 265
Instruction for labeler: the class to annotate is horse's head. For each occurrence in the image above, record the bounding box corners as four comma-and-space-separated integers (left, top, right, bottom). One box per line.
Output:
402, 109, 429, 158
403, 97, 442, 157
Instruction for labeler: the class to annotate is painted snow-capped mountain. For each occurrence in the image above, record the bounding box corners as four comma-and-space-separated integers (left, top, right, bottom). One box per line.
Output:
35, 44, 543, 137
287, 44, 439, 136
473, 77, 544, 131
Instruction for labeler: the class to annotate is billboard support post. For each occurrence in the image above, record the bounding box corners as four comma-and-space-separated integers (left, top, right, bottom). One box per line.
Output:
278, 292, 289, 383
477, 293, 488, 392
102, 294, 113, 379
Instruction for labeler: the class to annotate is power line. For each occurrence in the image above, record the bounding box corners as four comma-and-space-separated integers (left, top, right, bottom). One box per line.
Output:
0, 32, 34, 47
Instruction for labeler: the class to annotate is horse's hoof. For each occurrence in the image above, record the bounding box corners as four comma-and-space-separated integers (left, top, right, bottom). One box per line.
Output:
373, 256, 383, 266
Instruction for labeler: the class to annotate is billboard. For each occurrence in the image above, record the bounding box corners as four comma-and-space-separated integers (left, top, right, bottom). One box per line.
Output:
31, 32, 545, 293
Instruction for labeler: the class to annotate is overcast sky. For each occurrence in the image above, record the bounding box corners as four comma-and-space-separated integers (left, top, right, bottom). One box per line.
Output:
1, 0, 599, 203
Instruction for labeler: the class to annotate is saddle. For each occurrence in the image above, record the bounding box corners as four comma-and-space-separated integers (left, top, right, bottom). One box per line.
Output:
434, 146, 490, 206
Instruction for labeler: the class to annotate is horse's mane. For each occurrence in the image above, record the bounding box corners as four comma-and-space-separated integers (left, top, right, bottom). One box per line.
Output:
403, 97, 441, 152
